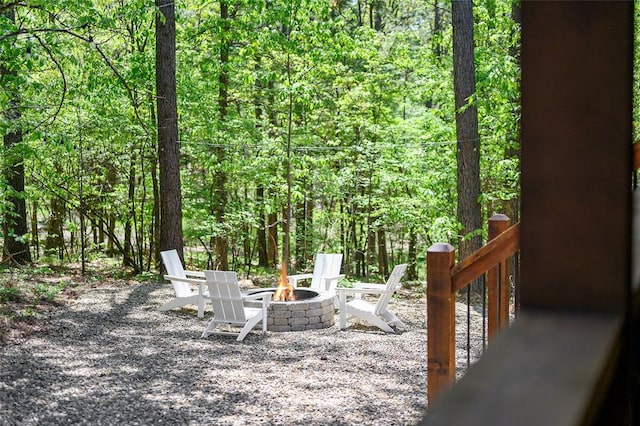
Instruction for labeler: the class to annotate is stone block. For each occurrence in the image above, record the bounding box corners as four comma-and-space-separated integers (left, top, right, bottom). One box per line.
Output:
290, 317, 310, 326
320, 298, 334, 307
270, 303, 290, 311
306, 308, 325, 317
273, 317, 290, 326
270, 325, 291, 332
321, 312, 335, 323
288, 303, 307, 311
271, 310, 292, 318
307, 316, 321, 324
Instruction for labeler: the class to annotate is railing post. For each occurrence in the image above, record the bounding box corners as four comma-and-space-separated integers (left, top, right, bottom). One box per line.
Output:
427, 243, 456, 402
487, 214, 510, 341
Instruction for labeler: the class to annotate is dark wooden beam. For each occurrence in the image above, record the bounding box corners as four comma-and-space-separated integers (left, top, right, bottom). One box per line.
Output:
520, 1, 633, 312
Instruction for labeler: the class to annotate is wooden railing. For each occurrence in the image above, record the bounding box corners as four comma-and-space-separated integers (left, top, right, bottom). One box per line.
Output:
426, 214, 520, 401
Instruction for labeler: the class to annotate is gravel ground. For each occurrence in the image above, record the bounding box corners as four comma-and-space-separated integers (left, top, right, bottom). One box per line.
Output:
0, 282, 438, 425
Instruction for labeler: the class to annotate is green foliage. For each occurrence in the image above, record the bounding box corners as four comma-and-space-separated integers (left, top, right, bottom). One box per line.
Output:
33, 281, 65, 301
0, 0, 524, 276
0, 284, 22, 303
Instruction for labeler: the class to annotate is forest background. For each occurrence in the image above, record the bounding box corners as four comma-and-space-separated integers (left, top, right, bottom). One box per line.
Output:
0, 0, 634, 303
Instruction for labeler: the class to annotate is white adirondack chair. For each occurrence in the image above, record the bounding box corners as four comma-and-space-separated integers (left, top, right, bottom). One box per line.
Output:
336, 263, 408, 333
160, 249, 208, 318
201, 270, 273, 342
288, 253, 344, 293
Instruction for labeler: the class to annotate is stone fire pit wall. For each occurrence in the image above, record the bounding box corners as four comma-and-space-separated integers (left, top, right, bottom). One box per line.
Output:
248, 290, 335, 332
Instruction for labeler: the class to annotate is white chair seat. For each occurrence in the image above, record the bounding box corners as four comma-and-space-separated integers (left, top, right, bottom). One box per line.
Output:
160, 249, 208, 318
337, 264, 408, 333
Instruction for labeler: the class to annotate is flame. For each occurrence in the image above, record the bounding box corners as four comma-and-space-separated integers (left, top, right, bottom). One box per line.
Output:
274, 262, 295, 302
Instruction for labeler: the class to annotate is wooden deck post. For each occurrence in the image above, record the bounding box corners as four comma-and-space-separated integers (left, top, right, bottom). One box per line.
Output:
487, 214, 510, 341
427, 243, 456, 402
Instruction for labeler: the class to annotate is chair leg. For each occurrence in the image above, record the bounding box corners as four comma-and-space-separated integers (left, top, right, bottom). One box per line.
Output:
370, 317, 396, 333
197, 297, 204, 318
339, 293, 347, 329
237, 316, 262, 342
262, 303, 268, 332
160, 295, 200, 313
356, 312, 395, 333
381, 310, 405, 328
201, 319, 217, 338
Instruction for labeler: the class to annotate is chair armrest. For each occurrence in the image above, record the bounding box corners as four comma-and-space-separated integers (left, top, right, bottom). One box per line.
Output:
335, 287, 391, 296
242, 291, 273, 309
288, 273, 313, 280
184, 270, 205, 278
288, 273, 313, 287
353, 282, 400, 292
320, 274, 346, 292
322, 274, 345, 282
352, 282, 385, 290
164, 274, 205, 284
164, 275, 208, 296
242, 291, 274, 301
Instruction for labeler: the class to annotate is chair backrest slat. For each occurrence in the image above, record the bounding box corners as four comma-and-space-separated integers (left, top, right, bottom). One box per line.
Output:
205, 270, 246, 323
310, 253, 343, 291
161, 249, 192, 298
375, 264, 407, 315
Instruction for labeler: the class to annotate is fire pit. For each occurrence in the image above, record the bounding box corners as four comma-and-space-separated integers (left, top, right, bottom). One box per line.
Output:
244, 288, 335, 332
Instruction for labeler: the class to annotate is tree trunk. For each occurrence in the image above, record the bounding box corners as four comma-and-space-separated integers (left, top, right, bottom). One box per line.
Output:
433, 0, 443, 60
267, 211, 278, 266
1, 8, 31, 265
265, 71, 279, 268
242, 186, 251, 266
30, 200, 39, 260
211, 0, 231, 270
256, 185, 268, 267
407, 227, 418, 280
366, 216, 376, 276
123, 157, 136, 268
106, 163, 117, 256
352, 205, 363, 277
148, 88, 160, 269
156, 0, 183, 259
253, 65, 269, 268
305, 198, 313, 259
372, 0, 382, 31
281, 205, 290, 267
44, 191, 65, 260
283, 16, 294, 273
377, 228, 388, 277
2, 127, 32, 265
452, 0, 482, 260
294, 200, 305, 270
340, 201, 349, 275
